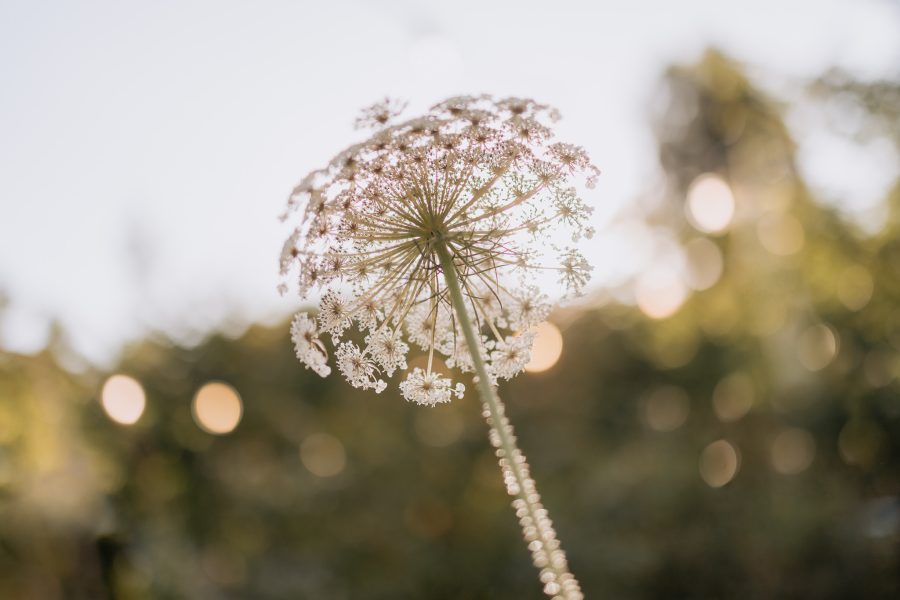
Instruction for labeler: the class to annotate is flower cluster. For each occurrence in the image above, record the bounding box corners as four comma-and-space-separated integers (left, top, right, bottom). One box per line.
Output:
281, 96, 598, 405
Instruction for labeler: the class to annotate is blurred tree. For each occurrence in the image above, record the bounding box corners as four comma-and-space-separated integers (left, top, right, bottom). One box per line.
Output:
811, 69, 900, 151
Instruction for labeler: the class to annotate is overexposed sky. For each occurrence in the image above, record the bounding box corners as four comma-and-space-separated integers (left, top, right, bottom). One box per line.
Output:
1, 0, 898, 364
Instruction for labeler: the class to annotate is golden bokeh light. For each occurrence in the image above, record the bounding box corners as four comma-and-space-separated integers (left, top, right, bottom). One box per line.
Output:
770, 428, 815, 475
756, 212, 805, 256
635, 266, 688, 320
684, 237, 724, 290
192, 382, 243, 435
838, 419, 888, 469
414, 408, 464, 447
634, 266, 688, 319
699, 439, 740, 488
404, 496, 454, 539
685, 174, 736, 234
696, 292, 740, 336
524, 321, 564, 373
712, 372, 754, 422
747, 301, 787, 337
863, 350, 895, 388
643, 386, 690, 432
797, 324, 838, 372
101, 374, 146, 425
837, 265, 874, 311
301, 433, 346, 477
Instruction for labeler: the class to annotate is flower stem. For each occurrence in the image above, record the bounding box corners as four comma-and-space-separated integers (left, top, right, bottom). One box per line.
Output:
435, 242, 583, 600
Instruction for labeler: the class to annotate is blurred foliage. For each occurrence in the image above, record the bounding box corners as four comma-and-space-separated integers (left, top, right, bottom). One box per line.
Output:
1, 50, 899, 599
810, 68, 900, 150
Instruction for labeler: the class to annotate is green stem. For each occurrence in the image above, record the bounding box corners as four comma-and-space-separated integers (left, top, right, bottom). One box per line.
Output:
435, 241, 582, 600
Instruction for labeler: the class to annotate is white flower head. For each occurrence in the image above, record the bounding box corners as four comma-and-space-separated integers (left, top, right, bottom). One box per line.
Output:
336, 342, 386, 393
318, 290, 352, 339
281, 96, 598, 401
399, 368, 465, 406
290, 312, 331, 377
365, 329, 409, 377
507, 286, 552, 332
491, 332, 537, 380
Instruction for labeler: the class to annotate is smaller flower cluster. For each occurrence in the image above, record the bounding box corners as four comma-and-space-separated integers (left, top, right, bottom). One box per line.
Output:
290, 313, 330, 378
399, 368, 465, 406
288, 283, 549, 406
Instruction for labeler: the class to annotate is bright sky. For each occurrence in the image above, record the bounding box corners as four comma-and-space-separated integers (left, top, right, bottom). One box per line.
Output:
1, 0, 898, 365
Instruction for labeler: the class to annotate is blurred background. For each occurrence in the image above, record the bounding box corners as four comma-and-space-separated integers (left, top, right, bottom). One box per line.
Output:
1, 1, 899, 598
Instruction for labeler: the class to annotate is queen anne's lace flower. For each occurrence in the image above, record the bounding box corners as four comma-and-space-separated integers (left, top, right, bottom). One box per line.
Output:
281, 95, 598, 405
491, 332, 536, 380
290, 313, 331, 377
506, 286, 552, 332
399, 367, 465, 406
365, 329, 408, 377
318, 290, 352, 338
336, 342, 387, 393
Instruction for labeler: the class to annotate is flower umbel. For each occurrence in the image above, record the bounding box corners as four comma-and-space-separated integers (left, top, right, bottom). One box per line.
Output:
280, 96, 597, 403
281, 96, 596, 600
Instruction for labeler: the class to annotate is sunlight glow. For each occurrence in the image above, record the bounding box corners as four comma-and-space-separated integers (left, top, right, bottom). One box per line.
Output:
837, 265, 874, 311
712, 372, 754, 422
684, 237, 724, 290
301, 433, 346, 477
415, 409, 464, 447
771, 428, 816, 475
686, 174, 735, 234
635, 266, 688, 319
700, 440, 740, 488
838, 419, 887, 468
798, 324, 838, 371
757, 212, 805, 256
101, 374, 146, 425
192, 382, 243, 435
644, 386, 690, 432
525, 322, 564, 373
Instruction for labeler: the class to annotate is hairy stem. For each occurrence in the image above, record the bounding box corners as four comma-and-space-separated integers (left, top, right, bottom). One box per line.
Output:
435, 241, 583, 600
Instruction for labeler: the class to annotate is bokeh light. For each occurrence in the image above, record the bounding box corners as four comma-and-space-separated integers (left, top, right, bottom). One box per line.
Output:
757, 212, 805, 256
101, 374, 146, 425
770, 428, 816, 474
525, 321, 564, 373
797, 324, 838, 371
300, 433, 346, 478
699, 439, 740, 488
712, 372, 754, 422
684, 237, 724, 290
685, 174, 735, 234
748, 301, 787, 337
414, 409, 464, 447
192, 382, 243, 435
643, 386, 690, 432
635, 266, 688, 319
405, 496, 454, 539
838, 419, 888, 469
863, 350, 895, 388
837, 265, 874, 311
